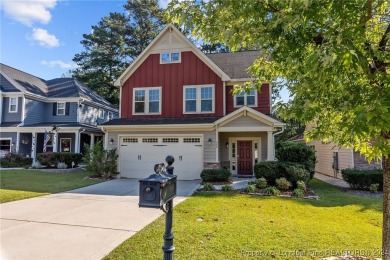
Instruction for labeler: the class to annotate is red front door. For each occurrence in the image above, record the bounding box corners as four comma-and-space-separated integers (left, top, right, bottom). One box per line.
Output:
237, 141, 253, 175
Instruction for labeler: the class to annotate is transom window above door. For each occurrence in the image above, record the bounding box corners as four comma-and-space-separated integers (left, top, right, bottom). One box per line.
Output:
234, 88, 257, 107
133, 87, 161, 115
184, 85, 214, 114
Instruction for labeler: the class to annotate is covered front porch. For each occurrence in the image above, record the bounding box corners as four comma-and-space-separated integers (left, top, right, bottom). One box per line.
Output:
214, 106, 285, 176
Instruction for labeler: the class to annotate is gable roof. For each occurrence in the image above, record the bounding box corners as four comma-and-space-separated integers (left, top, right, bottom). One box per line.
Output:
0, 63, 117, 110
206, 50, 260, 79
114, 24, 231, 87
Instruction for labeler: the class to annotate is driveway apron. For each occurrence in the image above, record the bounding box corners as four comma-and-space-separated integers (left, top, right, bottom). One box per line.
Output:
0, 179, 199, 260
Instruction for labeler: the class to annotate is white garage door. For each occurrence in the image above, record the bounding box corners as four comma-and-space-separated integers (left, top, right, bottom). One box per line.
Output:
120, 136, 203, 180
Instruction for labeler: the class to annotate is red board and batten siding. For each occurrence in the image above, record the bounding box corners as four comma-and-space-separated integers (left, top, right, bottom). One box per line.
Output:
225, 84, 271, 115
121, 51, 224, 118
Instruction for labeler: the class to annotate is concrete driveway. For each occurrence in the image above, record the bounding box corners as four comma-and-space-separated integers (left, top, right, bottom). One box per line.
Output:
0, 179, 199, 260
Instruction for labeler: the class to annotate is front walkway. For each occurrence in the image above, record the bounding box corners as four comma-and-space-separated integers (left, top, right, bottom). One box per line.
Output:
0, 179, 200, 260
314, 172, 349, 188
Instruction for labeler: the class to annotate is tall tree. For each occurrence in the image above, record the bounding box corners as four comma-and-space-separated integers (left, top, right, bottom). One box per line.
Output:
71, 0, 164, 106
168, 0, 390, 256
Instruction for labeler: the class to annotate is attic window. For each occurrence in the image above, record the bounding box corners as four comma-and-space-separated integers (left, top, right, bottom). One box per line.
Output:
160, 52, 181, 63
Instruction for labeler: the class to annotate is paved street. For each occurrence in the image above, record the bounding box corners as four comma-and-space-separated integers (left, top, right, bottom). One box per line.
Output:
0, 179, 199, 260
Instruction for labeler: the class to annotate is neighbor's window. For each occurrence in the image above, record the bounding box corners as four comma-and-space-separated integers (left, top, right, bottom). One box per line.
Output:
108, 111, 113, 120
57, 102, 65, 115
161, 52, 181, 63
98, 109, 105, 119
9, 97, 17, 112
234, 89, 257, 107
133, 87, 161, 114
184, 85, 214, 113
0, 139, 11, 156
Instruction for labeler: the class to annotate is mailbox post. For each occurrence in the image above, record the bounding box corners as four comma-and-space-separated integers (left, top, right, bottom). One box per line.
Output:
139, 156, 176, 260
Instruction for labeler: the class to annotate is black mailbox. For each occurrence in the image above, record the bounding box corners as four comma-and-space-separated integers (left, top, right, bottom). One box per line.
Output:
139, 163, 177, 208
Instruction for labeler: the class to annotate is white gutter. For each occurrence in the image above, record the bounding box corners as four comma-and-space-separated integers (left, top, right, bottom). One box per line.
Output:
273, 126, 285, 160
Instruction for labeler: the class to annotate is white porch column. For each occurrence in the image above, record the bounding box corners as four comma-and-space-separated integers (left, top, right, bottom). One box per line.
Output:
75, 132, 80, 153
215, 127, 219, 162
90, 134, 95, 148
16, 132, 20, 153
53, 132, 58, 152
267, 131, 274, 161
31, 132, 36, 162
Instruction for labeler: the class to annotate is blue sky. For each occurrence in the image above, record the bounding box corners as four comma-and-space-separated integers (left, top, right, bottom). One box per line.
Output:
0, 0, 290, 102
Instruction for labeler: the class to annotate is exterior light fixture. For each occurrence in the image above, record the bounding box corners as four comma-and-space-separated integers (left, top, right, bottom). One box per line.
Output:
226, 142, 229, 148
208, 138, 212, 144
110, 138, 114, 145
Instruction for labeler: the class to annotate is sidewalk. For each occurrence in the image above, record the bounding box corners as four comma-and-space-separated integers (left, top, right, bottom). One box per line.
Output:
314, 172, 350, 188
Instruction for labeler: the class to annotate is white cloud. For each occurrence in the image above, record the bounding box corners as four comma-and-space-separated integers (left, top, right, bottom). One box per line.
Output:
41, 60, 77, 69
158, 0, 171, 9
31, 28, 60, 48
0, 0, 57, 26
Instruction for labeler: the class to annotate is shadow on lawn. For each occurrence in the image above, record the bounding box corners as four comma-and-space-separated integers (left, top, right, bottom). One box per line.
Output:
194, 178, 383, 213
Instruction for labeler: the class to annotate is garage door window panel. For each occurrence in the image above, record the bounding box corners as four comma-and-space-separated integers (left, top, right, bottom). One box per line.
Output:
133, 88, 161, 115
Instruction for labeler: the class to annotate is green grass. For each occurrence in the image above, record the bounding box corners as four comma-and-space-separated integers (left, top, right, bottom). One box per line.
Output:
106, 179, 382, 260
0, 169, 101, 203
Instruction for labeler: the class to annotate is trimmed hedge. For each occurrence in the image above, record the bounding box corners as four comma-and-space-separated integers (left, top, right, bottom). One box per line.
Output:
254, 161, 310, 186
200, 168, 231, 182
37, 152, 83, 168
276, 141, 316, 179
341, 168, 383, 190
0, 153, 32, 168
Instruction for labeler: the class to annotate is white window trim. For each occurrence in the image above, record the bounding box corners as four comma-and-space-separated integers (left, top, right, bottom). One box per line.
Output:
60, 138, 71, 152
98, 109, 105, 119
57, 102, 66, 116
9, 97, 18, 113
0, 138, 12, 153
160, 52, 181, 64
108, 111, 113, 120
233, 90, 258, 108
132, 87, 162, 115
183, 85, 215, 114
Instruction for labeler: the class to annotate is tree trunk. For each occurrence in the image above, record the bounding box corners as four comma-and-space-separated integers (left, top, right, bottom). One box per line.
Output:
383, 154, 390, 260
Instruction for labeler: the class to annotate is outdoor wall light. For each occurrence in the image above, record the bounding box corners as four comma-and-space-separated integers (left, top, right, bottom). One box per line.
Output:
110, 138, 114, 145
208, 138, 212, 144
226, 142, 229, 148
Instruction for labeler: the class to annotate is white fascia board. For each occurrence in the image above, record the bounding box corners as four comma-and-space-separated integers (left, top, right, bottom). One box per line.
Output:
100, 123, 215, 132
80, 99, 118, 113
218, 126, 274, 132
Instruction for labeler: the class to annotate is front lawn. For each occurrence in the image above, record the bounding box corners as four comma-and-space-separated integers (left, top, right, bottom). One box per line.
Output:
0, 169, 101, 203
106, 179, 382, 260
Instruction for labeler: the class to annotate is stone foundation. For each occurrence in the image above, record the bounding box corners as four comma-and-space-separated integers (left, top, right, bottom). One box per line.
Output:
220, 161, 230, 169
204, 162, 220, 169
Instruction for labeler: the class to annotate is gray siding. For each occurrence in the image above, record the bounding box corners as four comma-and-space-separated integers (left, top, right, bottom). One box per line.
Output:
223, 116, 269, 127
2, 97, 22, 122
80, 104, 118, 125
0, 74, 20, 92
46, 102, 78, 123
24, 98, 46, 125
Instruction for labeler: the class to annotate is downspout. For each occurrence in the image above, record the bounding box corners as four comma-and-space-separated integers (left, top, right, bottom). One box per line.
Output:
272, 126, 285, 160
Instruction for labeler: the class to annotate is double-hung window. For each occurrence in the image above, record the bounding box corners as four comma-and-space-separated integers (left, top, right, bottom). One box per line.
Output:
234, 89, 257, 107
57, 102, 66, 115
133, 87, 161, 114
9, 97, 17, 112
184, 85, 214, 113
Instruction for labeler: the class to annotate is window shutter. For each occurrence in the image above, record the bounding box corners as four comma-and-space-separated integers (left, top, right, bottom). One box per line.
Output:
65, 102, 70, 115
53, 103, 57, 116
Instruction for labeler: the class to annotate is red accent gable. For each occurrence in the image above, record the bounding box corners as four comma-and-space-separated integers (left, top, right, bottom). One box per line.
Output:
121, 51, 223, 118
225, 83, 271, 115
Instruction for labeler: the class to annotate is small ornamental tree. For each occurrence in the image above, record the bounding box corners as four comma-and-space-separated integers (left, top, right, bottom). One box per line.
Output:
168, 0, 390, 255
83, 141, 118, 180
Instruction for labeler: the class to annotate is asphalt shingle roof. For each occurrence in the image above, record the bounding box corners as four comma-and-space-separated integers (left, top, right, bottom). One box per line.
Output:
206, 50, 260, 79
101, 117, 222, 126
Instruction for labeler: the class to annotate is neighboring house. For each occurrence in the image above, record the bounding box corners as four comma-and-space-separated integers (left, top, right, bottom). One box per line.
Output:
0, 63, 118, 160
307, 140, 382, 179
101, 24, 285, 180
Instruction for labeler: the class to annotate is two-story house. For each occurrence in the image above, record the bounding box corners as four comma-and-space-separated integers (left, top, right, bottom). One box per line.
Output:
0, 63, 118, 160
101, 24, 285, 180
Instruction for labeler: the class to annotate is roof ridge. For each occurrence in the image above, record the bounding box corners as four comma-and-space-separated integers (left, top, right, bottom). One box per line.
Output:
0, 63, 47, 82
205, 50, 260, 55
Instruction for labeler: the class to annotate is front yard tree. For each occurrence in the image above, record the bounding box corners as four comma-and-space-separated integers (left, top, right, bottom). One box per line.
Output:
72, 0, 164, 106
168, 0, 390, 256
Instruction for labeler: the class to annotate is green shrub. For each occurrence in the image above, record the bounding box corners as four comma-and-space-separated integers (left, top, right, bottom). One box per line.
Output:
296, 180, 306, 191
255, 177, 268, 189
247, 180, 256, 185
37, 152, 83, 168
369, 183, 380, 194
254, 161, 309, 186
31, 161, 43, 169
242, 185, 256, 193
341, 168, 383, 190
221, 185, 234, 191
83, 141, 118, 180
276, 141, 316, 179
203, 183, 215, 191
264, 186, 281, 196
200, 168, 231, 182
0, 153, 33, 168
292, 188, 305, 198
285, 164, 310, 185
276, 177, 292, 191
